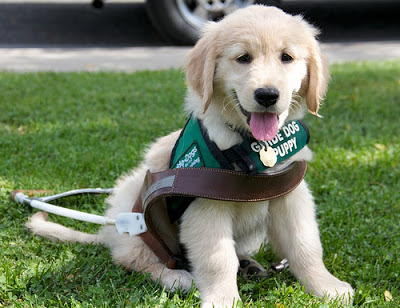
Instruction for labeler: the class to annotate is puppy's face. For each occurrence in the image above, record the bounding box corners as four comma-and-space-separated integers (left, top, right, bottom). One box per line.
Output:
186, 5, 329, 141
215, 30, 309, 140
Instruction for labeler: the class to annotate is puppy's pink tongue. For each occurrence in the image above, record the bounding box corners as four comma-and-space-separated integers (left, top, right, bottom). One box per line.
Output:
250, 112, 279, 141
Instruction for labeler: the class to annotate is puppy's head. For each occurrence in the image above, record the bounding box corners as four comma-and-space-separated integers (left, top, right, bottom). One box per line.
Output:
186, 5, 329, 141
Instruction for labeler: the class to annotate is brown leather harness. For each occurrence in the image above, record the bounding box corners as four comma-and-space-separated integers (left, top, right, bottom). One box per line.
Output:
132, 160, 307, 269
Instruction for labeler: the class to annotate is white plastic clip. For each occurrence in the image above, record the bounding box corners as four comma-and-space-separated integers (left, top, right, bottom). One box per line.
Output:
114, 213, 147, 236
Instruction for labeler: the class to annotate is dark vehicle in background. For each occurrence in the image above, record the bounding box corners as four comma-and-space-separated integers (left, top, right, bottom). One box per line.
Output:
146, 0, 265, 45
92, 0, 398, 45
93, 0, 273, 45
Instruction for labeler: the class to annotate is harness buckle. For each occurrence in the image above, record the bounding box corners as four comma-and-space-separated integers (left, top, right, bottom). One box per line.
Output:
270, 258, 289, 273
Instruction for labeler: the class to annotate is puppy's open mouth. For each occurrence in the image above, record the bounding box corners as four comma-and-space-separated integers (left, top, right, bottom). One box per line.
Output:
239, 105, 279, 141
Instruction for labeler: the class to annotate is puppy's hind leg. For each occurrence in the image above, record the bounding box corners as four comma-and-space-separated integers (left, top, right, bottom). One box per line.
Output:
267, 181, 354, 303
99, 225, 194, 292
180, 199, 240, 308
237, 255, 268, 279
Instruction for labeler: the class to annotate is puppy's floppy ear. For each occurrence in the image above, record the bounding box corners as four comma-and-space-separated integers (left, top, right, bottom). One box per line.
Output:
304, 36, 330, 116
185, 23, 219, 113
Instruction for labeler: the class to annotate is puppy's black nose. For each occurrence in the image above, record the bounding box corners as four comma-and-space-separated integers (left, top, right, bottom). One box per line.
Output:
254, 87, 280, 108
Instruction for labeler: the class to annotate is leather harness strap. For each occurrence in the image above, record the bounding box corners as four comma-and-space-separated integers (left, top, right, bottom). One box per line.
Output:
132, 160, 307, 269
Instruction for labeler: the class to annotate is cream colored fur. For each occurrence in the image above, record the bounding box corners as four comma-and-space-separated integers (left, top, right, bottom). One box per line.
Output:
26, 5, 354, 307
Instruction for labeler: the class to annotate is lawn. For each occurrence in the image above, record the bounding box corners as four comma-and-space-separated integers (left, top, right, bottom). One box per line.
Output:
0, 60, 399, 307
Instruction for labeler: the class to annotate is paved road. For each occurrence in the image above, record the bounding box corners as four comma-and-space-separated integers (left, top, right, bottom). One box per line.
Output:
1, 0, 400, 72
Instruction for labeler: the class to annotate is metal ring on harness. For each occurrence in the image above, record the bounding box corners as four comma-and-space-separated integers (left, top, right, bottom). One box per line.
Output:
132, 160, 307, 269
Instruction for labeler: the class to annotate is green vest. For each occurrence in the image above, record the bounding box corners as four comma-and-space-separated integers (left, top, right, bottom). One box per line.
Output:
167, 116, 310, 221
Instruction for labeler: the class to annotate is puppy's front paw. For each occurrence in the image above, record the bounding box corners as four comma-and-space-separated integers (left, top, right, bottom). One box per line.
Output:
323, 280, 354, 304
308, 275, 354, 304
160, 269, 194, 292
201, 298, 241, 308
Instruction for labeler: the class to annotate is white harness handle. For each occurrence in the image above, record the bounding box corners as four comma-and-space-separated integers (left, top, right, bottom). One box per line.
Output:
13, 189, 147, 236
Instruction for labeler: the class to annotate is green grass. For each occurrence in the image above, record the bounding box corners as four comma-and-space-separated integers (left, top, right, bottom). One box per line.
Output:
0, 60, 399, 307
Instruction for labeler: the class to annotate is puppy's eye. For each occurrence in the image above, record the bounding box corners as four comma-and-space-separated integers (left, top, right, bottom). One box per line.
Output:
236, 54, 252, 64
281, 52, 294, 63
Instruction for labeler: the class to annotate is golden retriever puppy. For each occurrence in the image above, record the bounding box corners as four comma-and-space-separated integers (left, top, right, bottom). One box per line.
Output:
27, 5, 354, 307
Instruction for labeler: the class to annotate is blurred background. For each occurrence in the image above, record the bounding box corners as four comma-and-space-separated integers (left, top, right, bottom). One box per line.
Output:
1, 0, 400, 71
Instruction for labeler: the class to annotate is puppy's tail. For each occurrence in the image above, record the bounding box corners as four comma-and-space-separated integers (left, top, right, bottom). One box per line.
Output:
26, 212, 99, 244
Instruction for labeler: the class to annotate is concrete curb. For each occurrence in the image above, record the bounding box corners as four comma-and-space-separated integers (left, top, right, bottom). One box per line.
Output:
1, 41, 399, 72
